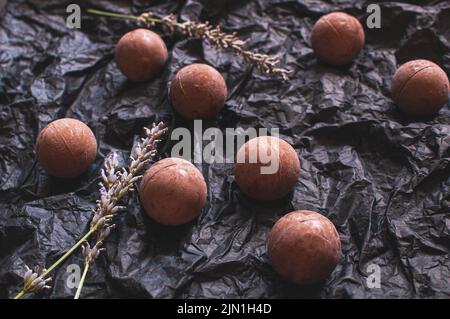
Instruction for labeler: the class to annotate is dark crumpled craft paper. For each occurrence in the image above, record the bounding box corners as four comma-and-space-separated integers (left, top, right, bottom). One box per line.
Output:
0, 0, 449, 299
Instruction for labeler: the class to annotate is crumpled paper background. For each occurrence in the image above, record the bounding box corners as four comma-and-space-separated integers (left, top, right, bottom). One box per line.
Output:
0, 0, 449, 299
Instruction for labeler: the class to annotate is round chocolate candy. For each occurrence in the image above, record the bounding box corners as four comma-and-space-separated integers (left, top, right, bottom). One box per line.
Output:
139, 157, 207, 225
267, 210, 341, 285
234, 136, 300, 201
36, 118, 97, 178
115, 28, 168, 82
170, 63, 227, 119
311, 12, 365, 66
391, 59, 449, 116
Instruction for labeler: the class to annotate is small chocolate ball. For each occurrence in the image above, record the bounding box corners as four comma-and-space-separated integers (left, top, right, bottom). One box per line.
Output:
170, 63, 227, 119
391, 59, 449, 116
267, 210, 341, 285
311, 12, 365, 66
234, 136, 300, 201
139, 157, 207, 225
36, 118, 97, 178
115, 28, 168, 82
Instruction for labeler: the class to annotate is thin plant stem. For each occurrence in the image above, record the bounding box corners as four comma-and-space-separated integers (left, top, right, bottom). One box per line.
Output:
73, 124, 167, 299
74, 263, 90, 299
13, 225, 98, 300
14, 225, 98, 301
86, 9, 161, 23
13, 290, 25, 299
14, 224, 99, 299
42, 224, 99, 278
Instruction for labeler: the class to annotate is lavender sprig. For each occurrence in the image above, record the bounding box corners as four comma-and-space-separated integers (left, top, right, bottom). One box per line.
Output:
90, 122, 167, 246
87, 9, 292, 80
74, 122, 167, 299
159, 14, 292, 80
13, 122, 167, 300
13, 265, 52, 299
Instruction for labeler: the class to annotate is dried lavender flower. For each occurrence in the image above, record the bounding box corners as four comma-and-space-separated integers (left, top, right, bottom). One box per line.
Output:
82, 241, 105, 264
158, 13, 292, 80
74, 122, 167, 299
14, 265, 52, 299
89, 122, 167, 248
85, 122, 167, 259
87, 9, 292, 80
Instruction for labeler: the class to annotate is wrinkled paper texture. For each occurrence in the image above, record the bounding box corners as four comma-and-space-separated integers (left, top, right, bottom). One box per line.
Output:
0, 0, 449, 298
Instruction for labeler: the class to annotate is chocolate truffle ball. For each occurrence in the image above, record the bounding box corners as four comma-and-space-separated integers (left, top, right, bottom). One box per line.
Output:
115, 28, 168, 82
267, 210, 341, 285
234, 136, 300, 201
311, 12, 365, 66
391, 59, 449, 116
139, 157, 207, 225
170, 63, 227, 119
36, 118, 97, 178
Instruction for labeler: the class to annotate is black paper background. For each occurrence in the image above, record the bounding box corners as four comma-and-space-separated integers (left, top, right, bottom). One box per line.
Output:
0, 0, 449, 299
